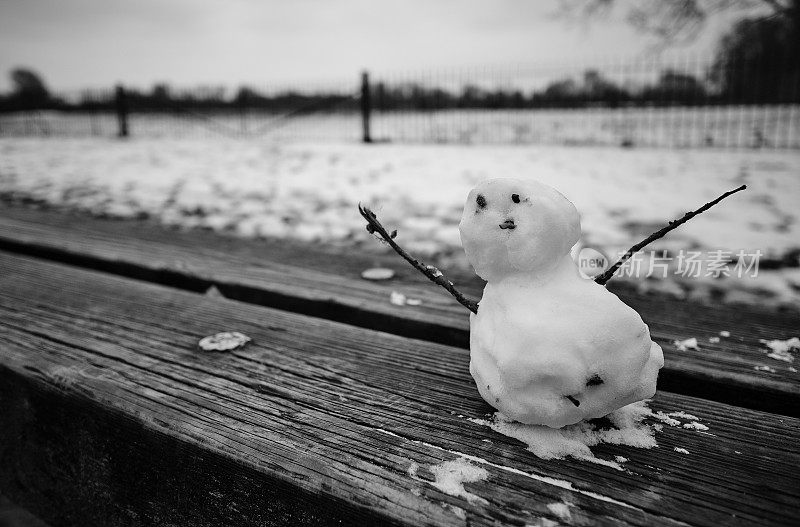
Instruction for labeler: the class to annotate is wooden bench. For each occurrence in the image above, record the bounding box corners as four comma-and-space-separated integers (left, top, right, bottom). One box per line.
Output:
0, 205, 798, 526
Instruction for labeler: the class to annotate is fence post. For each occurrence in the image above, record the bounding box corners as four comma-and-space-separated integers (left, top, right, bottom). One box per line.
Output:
361, 70, 372, 143
238, 91, 247, 137
115, 84, 129, 138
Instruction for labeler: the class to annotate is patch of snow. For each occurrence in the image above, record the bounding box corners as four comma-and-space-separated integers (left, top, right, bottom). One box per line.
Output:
375, 428, 637, 509
652, 412, 682, 427
768, 351, 794, 362
546, 502, 572, 522
426, 265, 443, 278
428, 457, 489, 505
614, 455, 628, 463
789, 366, 798, 373
668, 411, 699, 421
719, 331, 731, 337
708, 336, 720, 343
759, 337, 799, 363
674, 338, 699, 352
674, 447, 690, 454
754, 365, 777, 373
390, 291, 406, 305
683, 422, 709, 431
389, 290, 422, 306
361, 267, 395, 281
407, 461, 419, 478
204, 285, 225, 298
197, 331, 251, 351
469, 401, 658, 470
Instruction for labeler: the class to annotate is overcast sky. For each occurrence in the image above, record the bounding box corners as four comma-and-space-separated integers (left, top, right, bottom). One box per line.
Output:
0, 0, 733, 92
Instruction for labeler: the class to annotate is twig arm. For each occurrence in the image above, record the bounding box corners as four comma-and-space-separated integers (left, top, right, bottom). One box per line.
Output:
594, 185, 747, 286
358, 204, 479, 314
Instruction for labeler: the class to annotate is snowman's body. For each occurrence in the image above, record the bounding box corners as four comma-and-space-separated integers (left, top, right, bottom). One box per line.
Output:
460, 178, 664, 428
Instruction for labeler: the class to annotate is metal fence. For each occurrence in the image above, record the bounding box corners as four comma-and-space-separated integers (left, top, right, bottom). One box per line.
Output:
0, 81, 361, 141
366, 55, 800, 148
1, 55, 798, 148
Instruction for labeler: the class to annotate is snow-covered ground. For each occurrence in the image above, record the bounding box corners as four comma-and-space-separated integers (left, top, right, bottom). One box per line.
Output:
1, 137, 798, 310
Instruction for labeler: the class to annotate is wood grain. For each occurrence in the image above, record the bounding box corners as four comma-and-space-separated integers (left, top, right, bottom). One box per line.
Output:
0, 205, 797, 417
0, 252, 798, 526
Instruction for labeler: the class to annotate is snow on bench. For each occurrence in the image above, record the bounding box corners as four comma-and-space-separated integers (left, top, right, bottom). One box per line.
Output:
0, 206, 797, 417
1, 252, 798, 526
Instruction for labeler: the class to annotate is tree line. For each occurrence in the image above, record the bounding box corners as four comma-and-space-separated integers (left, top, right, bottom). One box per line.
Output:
2, 61, 797, 115
0, 77, 360, 113
2, 0, 797, 113
371, 65, 797, 111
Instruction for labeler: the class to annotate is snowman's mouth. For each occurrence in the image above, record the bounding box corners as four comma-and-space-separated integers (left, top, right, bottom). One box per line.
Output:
499, 219, 516, 230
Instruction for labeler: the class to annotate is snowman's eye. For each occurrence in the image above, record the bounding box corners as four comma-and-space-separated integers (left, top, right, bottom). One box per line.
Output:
511, 194, 520, 203
476, 194, 487, 209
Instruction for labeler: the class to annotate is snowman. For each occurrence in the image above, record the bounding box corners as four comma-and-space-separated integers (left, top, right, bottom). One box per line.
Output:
459, 178, 664, 428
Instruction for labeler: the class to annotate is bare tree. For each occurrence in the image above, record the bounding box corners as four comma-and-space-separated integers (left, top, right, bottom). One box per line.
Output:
710, 0, 800, 102
8, 67, 50, 109
10, 68, 49, 99
556, 0, 790, 46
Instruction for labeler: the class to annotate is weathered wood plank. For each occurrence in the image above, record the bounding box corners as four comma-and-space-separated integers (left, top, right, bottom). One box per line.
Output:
0, 252, 798, 526
0, 205, 797, 417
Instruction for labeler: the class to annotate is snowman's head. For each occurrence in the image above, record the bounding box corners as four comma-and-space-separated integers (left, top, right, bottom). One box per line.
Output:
459, 178, 580, 282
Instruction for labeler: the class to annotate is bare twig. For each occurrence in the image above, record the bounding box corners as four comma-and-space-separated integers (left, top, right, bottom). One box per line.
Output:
358, 203, 479, 314
594, 185, 747, 286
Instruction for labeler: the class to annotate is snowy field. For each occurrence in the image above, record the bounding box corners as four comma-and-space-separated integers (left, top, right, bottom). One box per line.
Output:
1, 137, 799, 310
